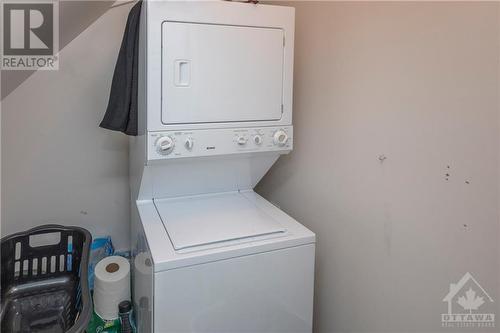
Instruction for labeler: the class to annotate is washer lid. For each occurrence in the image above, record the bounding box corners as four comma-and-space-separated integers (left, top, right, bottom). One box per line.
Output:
154, 192, 286, 251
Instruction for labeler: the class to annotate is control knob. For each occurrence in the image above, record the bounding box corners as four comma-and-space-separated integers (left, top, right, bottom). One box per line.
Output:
253, 135, 263, 145
236, 135, 247, 145
156, 136, 175, 155
273, 130, 289, 147
185, 137, 194, 150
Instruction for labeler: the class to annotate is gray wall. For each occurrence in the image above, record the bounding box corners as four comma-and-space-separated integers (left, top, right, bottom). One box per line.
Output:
1, 1, 115, 100
1, 3, 132, 249
257, 2, 499, 332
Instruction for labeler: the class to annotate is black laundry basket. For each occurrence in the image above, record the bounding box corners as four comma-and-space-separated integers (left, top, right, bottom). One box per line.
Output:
1, 225, 92, 333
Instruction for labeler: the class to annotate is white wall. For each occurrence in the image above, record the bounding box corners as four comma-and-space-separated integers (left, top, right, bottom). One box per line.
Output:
1, 3, 132, 249
257, 2, 499, 332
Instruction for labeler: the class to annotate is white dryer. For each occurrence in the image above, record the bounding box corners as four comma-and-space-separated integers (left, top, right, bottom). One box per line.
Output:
130, 1, 315, 332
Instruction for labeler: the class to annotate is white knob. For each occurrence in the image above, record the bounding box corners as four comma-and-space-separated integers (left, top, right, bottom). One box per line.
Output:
253, 135, 263, 145
237, 136, 247, 145
273, 130, 288, 147
185, 137, 194, 150
156, 136, 175, 155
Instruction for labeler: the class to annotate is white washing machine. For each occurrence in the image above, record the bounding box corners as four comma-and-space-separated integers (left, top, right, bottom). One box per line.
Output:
130, 1, 315, 332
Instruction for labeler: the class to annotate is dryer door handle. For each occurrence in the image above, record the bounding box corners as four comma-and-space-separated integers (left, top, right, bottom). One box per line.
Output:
174, 60, 190, 87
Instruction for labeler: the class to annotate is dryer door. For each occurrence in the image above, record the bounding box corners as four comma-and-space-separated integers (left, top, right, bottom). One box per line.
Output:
161, 21, 284, 125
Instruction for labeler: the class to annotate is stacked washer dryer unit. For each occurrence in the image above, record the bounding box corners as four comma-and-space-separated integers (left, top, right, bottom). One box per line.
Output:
130, 1, 315, 332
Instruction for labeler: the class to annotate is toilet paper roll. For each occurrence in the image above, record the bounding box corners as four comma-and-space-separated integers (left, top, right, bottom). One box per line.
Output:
94, 255, 131, 320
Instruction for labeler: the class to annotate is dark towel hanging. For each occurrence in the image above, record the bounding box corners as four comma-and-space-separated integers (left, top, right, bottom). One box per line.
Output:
100, 1, 142, 136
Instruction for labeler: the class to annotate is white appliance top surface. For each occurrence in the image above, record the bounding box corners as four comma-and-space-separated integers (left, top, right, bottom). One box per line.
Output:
137, 191, 315, 272
154, 192, 286, 251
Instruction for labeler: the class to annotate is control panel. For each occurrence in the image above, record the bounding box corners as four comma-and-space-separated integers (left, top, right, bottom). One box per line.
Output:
148, 126, 293, 160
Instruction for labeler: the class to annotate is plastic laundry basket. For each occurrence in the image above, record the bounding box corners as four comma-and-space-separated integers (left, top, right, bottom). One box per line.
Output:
0, 225, 92, 333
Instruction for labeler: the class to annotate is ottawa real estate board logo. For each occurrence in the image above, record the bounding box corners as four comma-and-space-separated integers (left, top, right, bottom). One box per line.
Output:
1, 1, 59, 70
442, 272, 495, 329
